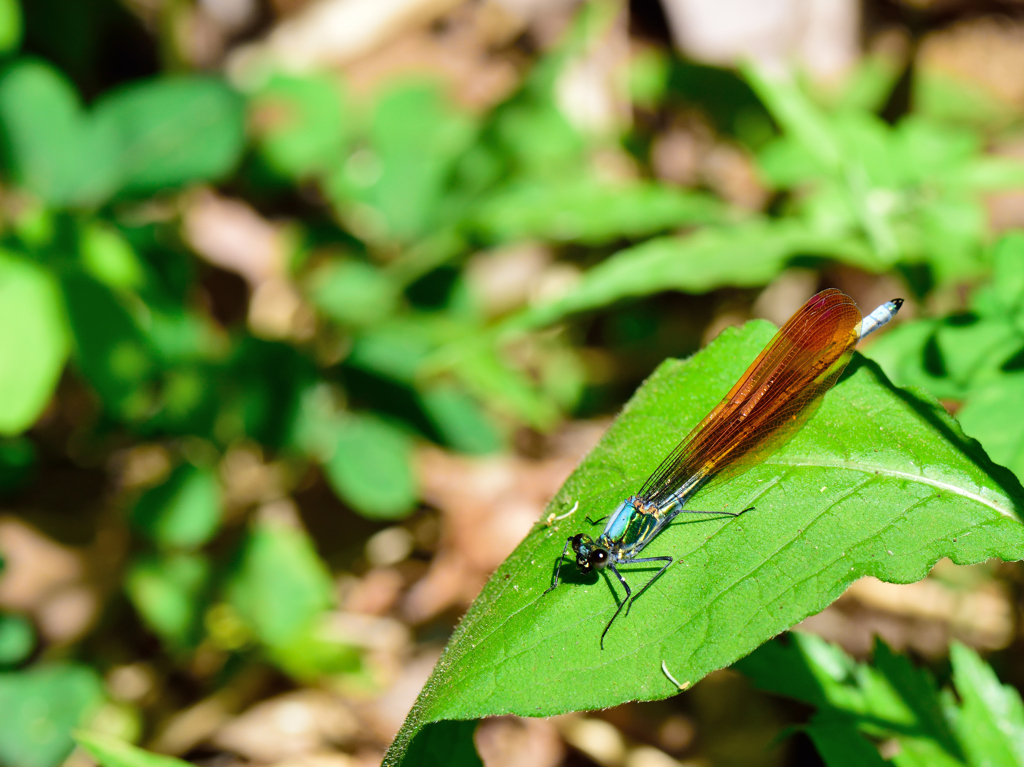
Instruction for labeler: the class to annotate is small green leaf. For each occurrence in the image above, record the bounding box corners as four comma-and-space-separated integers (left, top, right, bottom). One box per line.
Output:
347, 321, 435, 384
950, 642, 1024, 766
738, 632, 963, 765
125, 553, 211, 649
419, 384, 503, 455
76, 731, 192, 767
332, 82, 474, 243
805, 719, 888, 767
956, 374, 1024, 486
307, 258, 397, 326
385, 320, 1024, 766
0, 0, 22, 53
129, 463, 221, 550
93, 76, 245, 194
252, 72, 348, 178
498, 220, 873, 335
61, 272, 156, 421
0, 613, 34, 667
325, 414, 416, 520
628, 48, 669, 108
449, 345, 560, 430
742, 64, 843, 173
913, 70, 1015, 129
0, 250, 69, 434
987, 232, 1024, 314
828, 51, 902, 114
0, 59, 119, 206
0, 663, 104, 767
225, 516, 335, 650
470, 179, 725, 245
80, 222, 146, 291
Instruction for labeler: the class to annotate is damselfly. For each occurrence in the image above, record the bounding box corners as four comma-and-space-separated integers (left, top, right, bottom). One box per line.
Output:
546, 289, 903, 648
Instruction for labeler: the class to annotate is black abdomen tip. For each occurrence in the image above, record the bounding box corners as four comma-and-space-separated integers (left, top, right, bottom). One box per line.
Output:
891, 298, 904, 310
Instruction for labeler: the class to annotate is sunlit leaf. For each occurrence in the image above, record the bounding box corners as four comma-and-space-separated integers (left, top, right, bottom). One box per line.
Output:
80, 222, 146, 292
0, 59, 119, 206
129, 463, 221, 550
419, 384, 503, 455
0, 663, 104, 767
0, 250, 69, 434
0, 0, 21, 53
225, 515, 335, 650
252, 72, 348, 179
325, 414, 416, 520
0, 613, 34, 667
307, 258, 398, 327
93, 76, 245, 194
76, 731, 192, 767
498, 220, 874, 335
470, 179, 726, 245
385, 320, 1024, 765
950, 642, 1024, 766
126, 553, 211, 649
61, 272, 156, 421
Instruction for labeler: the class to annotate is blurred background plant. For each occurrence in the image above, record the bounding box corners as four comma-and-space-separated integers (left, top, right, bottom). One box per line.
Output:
3, 0, 1024, 765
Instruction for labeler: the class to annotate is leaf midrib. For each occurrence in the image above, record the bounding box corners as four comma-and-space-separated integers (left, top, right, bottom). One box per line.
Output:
766, 457, 1016, 518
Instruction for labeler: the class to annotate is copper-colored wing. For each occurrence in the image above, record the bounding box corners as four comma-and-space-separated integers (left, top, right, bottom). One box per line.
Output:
639, 289, 861, 507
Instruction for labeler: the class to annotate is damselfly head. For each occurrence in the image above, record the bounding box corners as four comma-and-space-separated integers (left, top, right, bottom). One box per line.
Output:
571, 533, 609, 572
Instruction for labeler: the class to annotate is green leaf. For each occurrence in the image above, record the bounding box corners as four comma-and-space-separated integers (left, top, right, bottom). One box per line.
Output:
0, 613, 34, 667
915, 197, 986, 284
80, 222, 146, 292
0, 59, 119, 206
828, 51, 902, 114
0, 663, 104, 767
950, 642, 1024, 766
945, 156, 1024, 192
805, 720, 888, 767
225, 515, 335, 650
956, 375, 1024, 487
125, 553, 211, 649
470, 179, 726, 245
628, 48, 669, 108
913, 70, 1016, 129
384, 320, 1024, 766
738, 632, 963, 766
448, 344, 560, 430
742, 64, 843, 173
325, 414, 416, 520
129, 463, 221, 549
306, 258, 398, 327
331, 82, 474, 243
93, 76, 245, 194
498, 220, 874, 335
0, 0, 22, 53
404, 721, 482, 767
60, 272, 156, 421
419, 384, 503, 455
863, 316, 1021, 403
980, 232, 1024, 316
0, 250, 69, 434
252, 72, 348, 179
76, 731, 192, 767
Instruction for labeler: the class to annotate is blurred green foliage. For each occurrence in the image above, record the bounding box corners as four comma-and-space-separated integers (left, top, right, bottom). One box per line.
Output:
739, 632, 1024, 767
0, 1, 1022, 766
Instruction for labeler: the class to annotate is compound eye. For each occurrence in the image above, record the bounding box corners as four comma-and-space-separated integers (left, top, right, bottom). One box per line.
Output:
569, 534, 584, 552
588, 549, 608, 569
